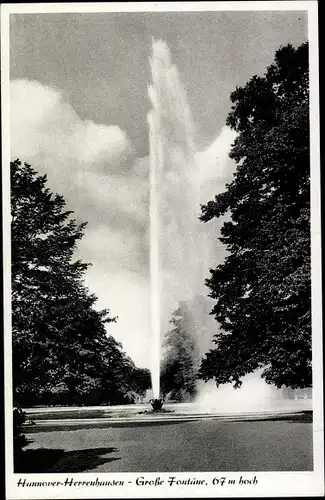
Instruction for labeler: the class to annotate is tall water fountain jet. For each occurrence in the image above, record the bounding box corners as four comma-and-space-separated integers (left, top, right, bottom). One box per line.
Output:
147, 39, 199, 400
148, 73, 161, 399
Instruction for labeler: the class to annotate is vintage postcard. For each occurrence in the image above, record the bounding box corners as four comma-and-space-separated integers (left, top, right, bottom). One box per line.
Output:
1, 1, 323, 498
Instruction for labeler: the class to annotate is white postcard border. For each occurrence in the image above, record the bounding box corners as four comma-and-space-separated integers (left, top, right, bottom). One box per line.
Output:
1, 2, 323, 499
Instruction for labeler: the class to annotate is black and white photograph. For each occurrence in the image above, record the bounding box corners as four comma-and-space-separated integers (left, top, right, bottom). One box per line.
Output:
1, 1, 323, 498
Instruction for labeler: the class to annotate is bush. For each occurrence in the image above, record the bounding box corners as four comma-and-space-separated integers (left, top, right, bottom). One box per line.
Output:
13, 407, 27, 456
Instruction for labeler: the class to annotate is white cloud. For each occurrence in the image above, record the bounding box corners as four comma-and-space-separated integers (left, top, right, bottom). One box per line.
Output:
82, 266, 151, 368
11, 79, 130, 166
75, 171, 148, 224
196, 126, 237, 176
194, 126, 237, 202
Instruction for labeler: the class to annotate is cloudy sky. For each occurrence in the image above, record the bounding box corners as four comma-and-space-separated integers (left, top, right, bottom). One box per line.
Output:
10, 9, 307, 368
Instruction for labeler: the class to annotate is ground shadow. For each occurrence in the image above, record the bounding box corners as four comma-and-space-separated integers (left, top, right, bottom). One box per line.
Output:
15, 446, 120, 473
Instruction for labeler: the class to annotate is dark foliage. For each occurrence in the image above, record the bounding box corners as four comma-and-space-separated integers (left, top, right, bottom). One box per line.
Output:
199, 43, 311, 389
13, 407, 28, 456
160, 302, 200, 401
11, 160, 151, 406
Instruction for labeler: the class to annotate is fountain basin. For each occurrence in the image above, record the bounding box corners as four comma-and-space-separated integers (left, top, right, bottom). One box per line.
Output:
150, 398, 165, 412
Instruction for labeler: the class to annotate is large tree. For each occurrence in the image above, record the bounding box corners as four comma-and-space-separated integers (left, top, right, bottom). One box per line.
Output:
199, 43, 311, 389
160, 301, 200, 401
11, 159, 150, 405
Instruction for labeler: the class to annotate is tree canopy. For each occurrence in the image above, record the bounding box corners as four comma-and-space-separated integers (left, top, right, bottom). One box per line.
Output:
11, 159, 150, 405
199, 43, 311, 389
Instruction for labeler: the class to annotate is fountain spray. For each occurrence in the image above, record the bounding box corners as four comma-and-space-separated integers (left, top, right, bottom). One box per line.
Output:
147, 39, 199, 405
